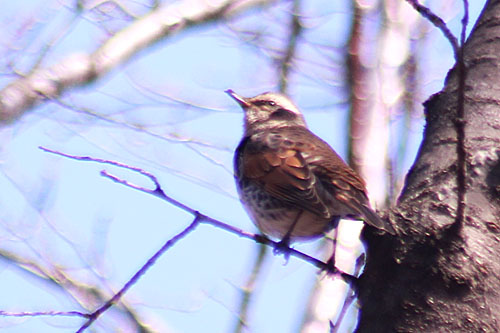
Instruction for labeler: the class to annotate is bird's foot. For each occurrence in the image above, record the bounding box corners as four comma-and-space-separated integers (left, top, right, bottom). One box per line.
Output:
322, 254, 338, 275
273, 237, 292, 262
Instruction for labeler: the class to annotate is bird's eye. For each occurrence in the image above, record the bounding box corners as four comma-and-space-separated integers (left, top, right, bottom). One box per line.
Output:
253, 100, 277, 107
253, 100, 268, 106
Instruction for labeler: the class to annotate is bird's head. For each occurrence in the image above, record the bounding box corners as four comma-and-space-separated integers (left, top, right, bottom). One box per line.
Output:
226, 90, 307, 135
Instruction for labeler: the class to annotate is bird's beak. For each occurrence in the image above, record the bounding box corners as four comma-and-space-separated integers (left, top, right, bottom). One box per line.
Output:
225, 89, 251, 108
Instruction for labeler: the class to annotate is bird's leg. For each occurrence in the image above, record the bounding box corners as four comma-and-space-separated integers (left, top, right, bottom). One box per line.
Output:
324, 217, 340, 268
325, 224, 339, 274
273, 210, 303, 259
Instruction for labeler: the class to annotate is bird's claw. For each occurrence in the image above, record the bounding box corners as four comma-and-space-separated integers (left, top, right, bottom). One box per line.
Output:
273, 238, 292, 262
322, 257, 338, 275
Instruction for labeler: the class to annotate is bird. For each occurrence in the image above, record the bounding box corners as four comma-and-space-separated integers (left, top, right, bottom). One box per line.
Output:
226, 89, 395, 251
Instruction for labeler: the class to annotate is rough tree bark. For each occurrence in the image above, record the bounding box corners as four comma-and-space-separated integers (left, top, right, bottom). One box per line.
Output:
358, 0, 500, 332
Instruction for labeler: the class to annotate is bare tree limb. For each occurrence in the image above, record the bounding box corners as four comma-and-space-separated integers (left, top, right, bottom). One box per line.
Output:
330, 253, 365, 333
0, 310, 89, 318
0, 248, 153, 332
277, 0, 302, 93
37, 146, 358, 330
232, 243, 267, 333
407, 0, 470, 232
346, 0, 367, 173
76, 216, 202, 332
0, 0, 275, 124
39, 146, 356, 281
405, 0, 460, 59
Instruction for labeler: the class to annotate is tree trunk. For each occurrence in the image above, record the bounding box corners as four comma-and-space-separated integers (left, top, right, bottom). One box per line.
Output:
357, 0, 500, 331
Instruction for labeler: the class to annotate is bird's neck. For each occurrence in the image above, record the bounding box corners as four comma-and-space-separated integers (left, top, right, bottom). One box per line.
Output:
244, 119, 307, 136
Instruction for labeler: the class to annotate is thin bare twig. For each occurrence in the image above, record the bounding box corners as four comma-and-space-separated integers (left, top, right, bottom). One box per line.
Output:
36, 152, 352, 282
0, 0, 275, 123
407, 0, 469, 230
330, 253, 365, 332
405, 0, 459, 60
278, 0, 302, 92
233, 243, 267, 333
0, 310, 90, 318
101, 165, 356, 282
52, 98, 233, 174
76, 216, 202, 332
0, 248, 152, 332
39, 146, 357, 331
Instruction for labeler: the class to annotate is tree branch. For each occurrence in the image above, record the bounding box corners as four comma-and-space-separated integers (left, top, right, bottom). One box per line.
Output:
76, 216, 202, 332
0, 0, 275, 124
0, 248, 152, 332
277, 0, 302, 93
39, 146, 357, 331
405, 0, 460, 59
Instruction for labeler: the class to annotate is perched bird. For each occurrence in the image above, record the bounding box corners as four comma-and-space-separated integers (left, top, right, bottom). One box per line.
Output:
227, 89, 395, 248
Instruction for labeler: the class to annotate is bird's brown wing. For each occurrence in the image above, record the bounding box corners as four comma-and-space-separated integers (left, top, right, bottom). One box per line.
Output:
235, 132, 331, 218
236, 128, 395, 234
301, 132, 394, 234
274, 128, 395, 234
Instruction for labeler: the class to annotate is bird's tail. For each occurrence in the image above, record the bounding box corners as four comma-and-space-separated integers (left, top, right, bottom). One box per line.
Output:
358, 204, 395, 235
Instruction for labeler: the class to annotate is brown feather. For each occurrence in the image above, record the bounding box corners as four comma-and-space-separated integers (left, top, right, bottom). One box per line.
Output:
231, 91, 396, 238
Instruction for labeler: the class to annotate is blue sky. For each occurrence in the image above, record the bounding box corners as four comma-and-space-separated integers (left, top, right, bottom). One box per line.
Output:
0, 1, 485, 332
